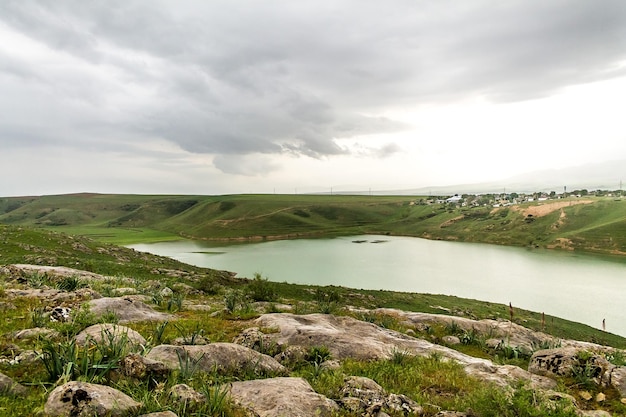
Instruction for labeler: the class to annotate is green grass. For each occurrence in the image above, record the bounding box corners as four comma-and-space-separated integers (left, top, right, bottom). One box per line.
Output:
1, 224, 626, 416
3, 193, 626, 256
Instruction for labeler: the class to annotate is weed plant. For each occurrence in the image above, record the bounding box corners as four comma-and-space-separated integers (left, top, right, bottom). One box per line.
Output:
246, 273, 277, 302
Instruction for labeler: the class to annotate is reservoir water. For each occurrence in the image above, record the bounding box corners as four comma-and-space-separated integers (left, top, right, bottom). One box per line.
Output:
129, 235, 626, 337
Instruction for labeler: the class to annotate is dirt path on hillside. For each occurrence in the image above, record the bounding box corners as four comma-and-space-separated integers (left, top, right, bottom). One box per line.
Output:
515, 200, 594, 218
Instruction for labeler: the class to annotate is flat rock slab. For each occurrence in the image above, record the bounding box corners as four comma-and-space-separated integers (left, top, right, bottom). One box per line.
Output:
88, 297, 173, 323
255, 313, 556, 389
229, 377, 338, 417
44, 381, 141, 416
5, 264, 108, 281
256, 313, 490, 364
75, 324, 147, 348
146, 343, 286, 376
12, 327, 60, 341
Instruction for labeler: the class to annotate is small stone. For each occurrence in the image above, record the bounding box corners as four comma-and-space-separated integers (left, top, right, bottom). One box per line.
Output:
595, 392, 606, 403
160, 287, 174, 297
621, 397, 626, 405
139, 412, 178, 417
169, 384, 205, 408
442, 335, 461, 345
579, 390, 593, 401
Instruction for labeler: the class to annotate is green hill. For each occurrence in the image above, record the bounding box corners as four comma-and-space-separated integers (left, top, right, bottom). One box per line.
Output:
1, 193, 626, 256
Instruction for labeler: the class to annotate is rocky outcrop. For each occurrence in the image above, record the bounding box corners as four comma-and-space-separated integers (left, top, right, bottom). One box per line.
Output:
88, 297, 173, 323
361, 308, 624, 356
229, 377, 338, 417
75, 324, 147, 349
3, 264, 108, 282
529, 348, 600, 378
146, 343, 286, 376
44, 381, 141, 416
529, 347, 626, 396
118, 353, 169, 381
253, 313, 556, 389
338, 376, 423, 416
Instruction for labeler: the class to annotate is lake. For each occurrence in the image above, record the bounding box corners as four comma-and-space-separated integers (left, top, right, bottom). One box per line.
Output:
129, 235, 626, 337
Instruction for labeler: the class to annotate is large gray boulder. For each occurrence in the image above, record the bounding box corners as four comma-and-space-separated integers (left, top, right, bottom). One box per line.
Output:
528, 348, 611, 380
254, 313, 556, 389
75, 324, 146, 349
88, 297, 173, 323
529, 348, 626, 397
44, 381, 141, 416
146, 343, 286, 376
229, 377, 338, 417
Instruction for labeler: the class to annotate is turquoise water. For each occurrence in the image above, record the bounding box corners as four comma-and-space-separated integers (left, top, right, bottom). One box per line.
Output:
130, 235, 626, 336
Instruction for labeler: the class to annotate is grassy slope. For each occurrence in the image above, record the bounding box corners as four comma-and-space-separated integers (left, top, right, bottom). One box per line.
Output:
2, 193, 626, 257
0, 223, 624, 348
1, 225, 626, 415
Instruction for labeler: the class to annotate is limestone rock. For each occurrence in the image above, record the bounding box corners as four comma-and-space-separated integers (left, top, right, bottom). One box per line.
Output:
577, 411, 612, 417
273, 345, 308, 366
255, 313, 484, 363
160, 287, 173, 298
138, 412, 178, 417
10, 350, 38, 366
75, 324, 146, 348
442, 335, 461, 345
255, 313, 554, 389
608, 366, 626, 397
12, 327, 60, 341
529, 348, 611, 384
465, 363, 556, 390
169, 384, 205, 408
112, 287, 138, 296
88, 297, 173, 323
233, 327, 280, 355
0, 372, 28, 396
229, 377, 338, 417
171, 335, 210, 346
337, 376, 423, 416
118, 353, 169, 381
7, 264, 107, 282
146, 343, 286, 376
44, 381, 141, 416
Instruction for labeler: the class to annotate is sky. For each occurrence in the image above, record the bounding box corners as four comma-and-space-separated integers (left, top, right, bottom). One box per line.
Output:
1, 1, 626, 196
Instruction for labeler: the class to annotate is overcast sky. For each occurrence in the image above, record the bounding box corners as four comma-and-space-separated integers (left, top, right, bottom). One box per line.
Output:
1, 1, 626, 196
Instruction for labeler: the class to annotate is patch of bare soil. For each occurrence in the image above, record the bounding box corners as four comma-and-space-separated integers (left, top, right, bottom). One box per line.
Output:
439, 215, 464, 228
546, 238, 575, 251
516, 200, 594, 218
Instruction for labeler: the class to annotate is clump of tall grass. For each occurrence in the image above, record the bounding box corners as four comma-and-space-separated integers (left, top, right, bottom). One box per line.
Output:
38, 327, 138, 384
56, 275, 87, 292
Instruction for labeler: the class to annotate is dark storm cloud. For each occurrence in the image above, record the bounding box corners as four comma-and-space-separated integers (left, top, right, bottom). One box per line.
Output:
1, 0, 625, 167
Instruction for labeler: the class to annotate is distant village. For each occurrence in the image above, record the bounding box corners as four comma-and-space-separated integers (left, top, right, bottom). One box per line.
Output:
414, 188, 624, 208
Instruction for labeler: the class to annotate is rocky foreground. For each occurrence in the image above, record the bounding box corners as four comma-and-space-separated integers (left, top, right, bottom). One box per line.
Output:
0, 264, 625, 416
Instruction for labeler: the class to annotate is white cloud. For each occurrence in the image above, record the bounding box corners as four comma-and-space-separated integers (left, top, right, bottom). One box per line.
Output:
1, 1, 626, 195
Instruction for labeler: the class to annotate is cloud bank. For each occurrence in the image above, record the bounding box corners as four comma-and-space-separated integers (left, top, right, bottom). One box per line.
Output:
1, 1, 625, 194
